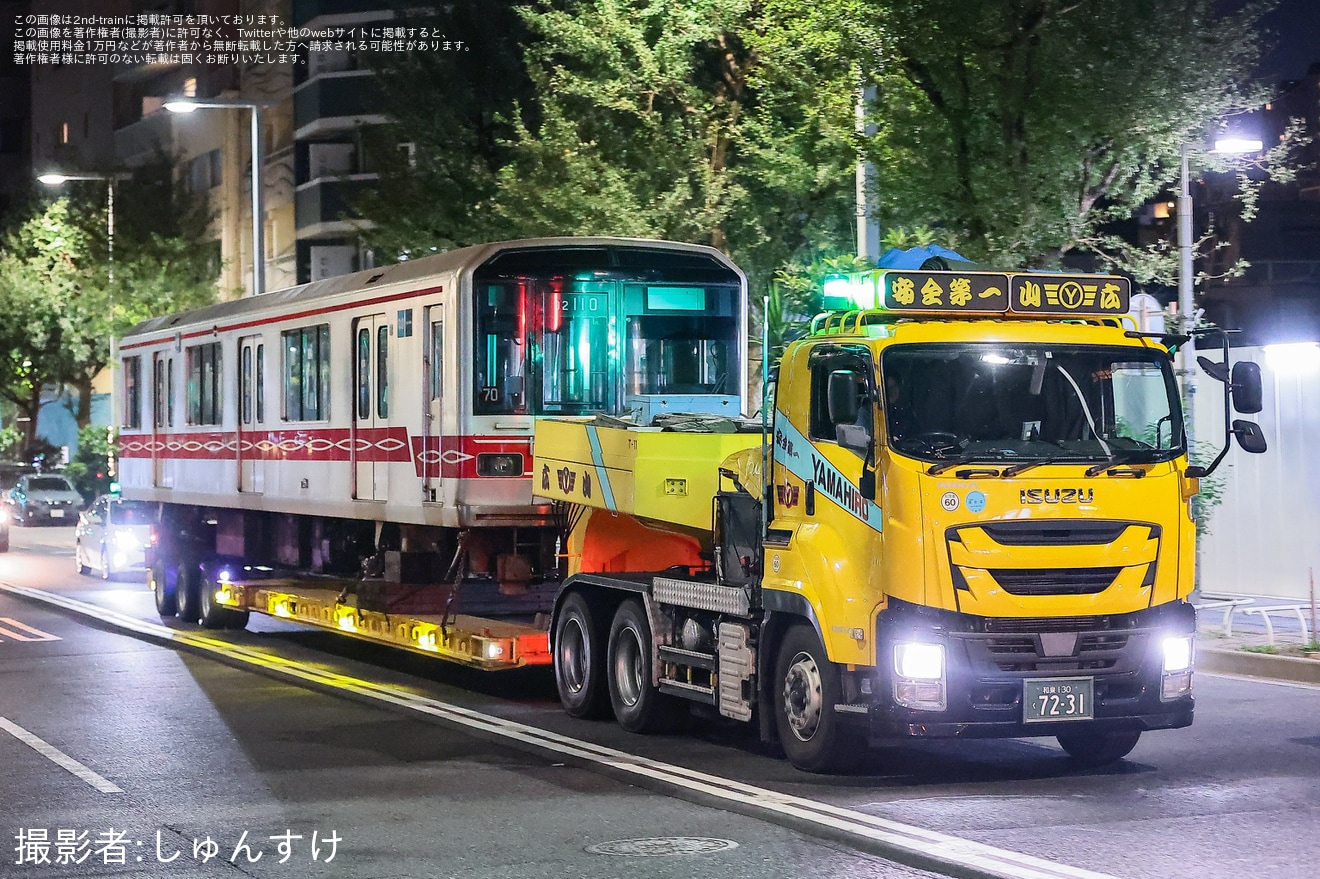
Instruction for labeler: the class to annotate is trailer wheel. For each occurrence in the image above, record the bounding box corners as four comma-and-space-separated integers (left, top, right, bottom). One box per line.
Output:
175, 564, 201, 624
198, 573, 228, 629
774, 624, 852, 772
606, 600, 679, 734
1056, 730, 1142, 766
151, 562, 177, 616
554, 592, 608, 718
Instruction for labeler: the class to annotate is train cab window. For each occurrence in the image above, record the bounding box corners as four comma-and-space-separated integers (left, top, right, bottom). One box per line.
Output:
428, 319, 443, 402
282, 324, 330, 421
185, 342, 222, 426
122, 356, 142, 429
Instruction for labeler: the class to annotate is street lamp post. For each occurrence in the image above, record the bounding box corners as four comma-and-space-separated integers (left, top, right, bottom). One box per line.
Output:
37, 171, 130, 283
165, 98, 265, 296
1176, 137, 1262, 455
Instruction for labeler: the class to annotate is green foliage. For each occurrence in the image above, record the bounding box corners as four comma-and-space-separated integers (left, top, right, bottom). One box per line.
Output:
0, 160, 218, 445
0, 425, 21, 461
65, 423, 114, 500
1190, 439, 1230, 539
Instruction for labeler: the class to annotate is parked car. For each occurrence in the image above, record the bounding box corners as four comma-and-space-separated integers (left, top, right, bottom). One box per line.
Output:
8, 474, 84, 525
75, 495, 155, 579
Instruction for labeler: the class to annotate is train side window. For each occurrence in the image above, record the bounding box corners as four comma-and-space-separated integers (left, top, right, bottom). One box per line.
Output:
281, 324, 330, 421
122, 356, 141, 429
429, 320, 443, 401
377, 324, 389, 419
357, 326, 370, 420
241, 345, 253, 425
153, 358, 166, 428
185, 342, 222, 425
167, 358, 175, 426
255, 345, 264, 423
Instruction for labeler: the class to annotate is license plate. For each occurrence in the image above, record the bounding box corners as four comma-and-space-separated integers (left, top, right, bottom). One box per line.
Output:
1024, 677, 1094, 723
50, 509, 64, 518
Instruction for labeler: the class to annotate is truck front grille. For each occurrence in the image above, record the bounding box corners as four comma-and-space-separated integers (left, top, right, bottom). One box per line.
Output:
988, 566, 1120, 596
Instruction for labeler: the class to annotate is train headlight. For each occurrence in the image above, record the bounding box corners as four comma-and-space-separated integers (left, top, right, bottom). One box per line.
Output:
477, 454, 524, 477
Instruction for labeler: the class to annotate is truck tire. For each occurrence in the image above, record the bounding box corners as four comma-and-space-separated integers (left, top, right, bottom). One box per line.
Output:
196, 572, 251, 630
175, 563, 201, 624
554, 592, 608, 718
606, 600, 680, 734
774, 624, 853, 772
151, 561, 177, 617
1057, 730, 1142, 766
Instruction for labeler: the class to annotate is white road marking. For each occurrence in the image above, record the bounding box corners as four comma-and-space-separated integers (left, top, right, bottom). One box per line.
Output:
0, 617, 62, 642
0, 716, 123, 793
0, 582, 1116, 879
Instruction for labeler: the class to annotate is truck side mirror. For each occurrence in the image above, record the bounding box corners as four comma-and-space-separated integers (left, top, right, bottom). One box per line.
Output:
1230, 361, 1262, 414
1232, 420, 1267, 454
827, 370, 859, 425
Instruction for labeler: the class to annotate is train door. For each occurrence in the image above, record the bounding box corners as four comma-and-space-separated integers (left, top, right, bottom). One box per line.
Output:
238, 336, 264, 493
422, 307, 443, 503
354, 314, 391, 501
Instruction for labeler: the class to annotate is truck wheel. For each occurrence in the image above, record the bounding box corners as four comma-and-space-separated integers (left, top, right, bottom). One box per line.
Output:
774, 624, 851, 772
606, 600, 679, 733
175, 564, 201, 624
554, 592, 608, 718
198, 573, 229, 629
1057, 730, 1142, 766
151, 562, 177, 617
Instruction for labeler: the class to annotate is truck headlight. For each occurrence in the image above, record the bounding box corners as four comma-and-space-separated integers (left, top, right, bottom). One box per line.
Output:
893, 642, 947, 711
1161, 635, 1193, 700
1162, 636, 1192, 673
894, 642, 944, 680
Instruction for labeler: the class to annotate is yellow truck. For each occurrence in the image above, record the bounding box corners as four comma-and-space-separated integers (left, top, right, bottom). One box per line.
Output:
536, 269, 1267, 772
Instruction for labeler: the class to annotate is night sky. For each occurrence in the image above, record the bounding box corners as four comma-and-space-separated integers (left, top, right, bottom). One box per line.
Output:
1256, 0, 1320, 83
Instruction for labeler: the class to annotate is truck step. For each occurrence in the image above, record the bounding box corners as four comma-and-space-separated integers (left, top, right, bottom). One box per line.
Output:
658, 644, 717, 670
659, 678, 718, 705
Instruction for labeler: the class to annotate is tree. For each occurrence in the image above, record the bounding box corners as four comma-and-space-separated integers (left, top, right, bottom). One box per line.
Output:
837, 0, 1294, 271
0, 160, 219, 451
356, 0, 861, 291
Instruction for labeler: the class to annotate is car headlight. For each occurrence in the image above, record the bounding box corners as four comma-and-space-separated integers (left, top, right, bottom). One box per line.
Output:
894, 642, 945, 680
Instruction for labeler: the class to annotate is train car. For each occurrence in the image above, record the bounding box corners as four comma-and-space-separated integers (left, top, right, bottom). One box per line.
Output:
115, 237, 747, 665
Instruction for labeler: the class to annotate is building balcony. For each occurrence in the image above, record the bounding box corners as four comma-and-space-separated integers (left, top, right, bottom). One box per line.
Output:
295, 175, 378, 239
293, 71, 387, 139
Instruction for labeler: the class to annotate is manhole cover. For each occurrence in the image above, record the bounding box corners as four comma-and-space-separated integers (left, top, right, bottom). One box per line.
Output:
585, 837, 739, 857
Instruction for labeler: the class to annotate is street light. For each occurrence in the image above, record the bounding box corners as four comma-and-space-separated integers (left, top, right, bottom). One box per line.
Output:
1176, 136, 1263, 453
165, 98, 265, 296
37, 171, 130, 283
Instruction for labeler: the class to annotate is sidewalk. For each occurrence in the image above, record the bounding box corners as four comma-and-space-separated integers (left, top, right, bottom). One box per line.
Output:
1195, 597, 1320, 685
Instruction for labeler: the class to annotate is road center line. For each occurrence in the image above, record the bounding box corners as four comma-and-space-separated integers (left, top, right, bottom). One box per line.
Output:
0, 716, 123, 794
0, 617, 62, 641
0, 581, 1116, 879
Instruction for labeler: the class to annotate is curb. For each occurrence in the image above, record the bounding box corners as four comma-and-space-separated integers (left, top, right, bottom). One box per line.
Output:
1196, 645, 1320, 685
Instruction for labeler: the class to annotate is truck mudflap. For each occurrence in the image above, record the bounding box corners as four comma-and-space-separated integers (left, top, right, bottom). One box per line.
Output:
867, 598, 1196, 739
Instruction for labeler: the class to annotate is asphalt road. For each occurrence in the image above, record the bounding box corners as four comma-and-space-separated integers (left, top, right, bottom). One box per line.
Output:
3, 524, 1319, 879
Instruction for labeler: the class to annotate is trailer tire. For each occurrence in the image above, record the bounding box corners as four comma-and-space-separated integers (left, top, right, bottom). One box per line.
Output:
198, 573, 228, 629
606, 600, 680, 734
554, 592, 608, 718
774, 624, 853, 773
175, 564, 201, 624
151, 562, 177, 616
1057, 730, 1142, 767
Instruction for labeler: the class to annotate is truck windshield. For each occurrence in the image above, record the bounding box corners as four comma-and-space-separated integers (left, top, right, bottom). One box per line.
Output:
882, 343, 1183, 464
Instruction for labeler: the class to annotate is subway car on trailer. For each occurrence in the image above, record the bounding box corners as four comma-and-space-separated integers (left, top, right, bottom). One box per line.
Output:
114, 237, 746, 666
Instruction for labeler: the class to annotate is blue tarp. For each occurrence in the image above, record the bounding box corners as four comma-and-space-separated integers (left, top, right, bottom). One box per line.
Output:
875, 245, 971, 270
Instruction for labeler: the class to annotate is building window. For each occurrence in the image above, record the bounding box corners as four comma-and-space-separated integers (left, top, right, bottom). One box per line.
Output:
58, 122, 69, 145
183, 76, 197, 97
209, 148, 222, 187
282, 324, 330, 421
186, 342, 223, 425
122, 356, 141, 429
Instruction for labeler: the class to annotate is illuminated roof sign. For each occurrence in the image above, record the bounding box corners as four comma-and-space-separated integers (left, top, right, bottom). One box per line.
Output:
879, 270, 1131, 317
